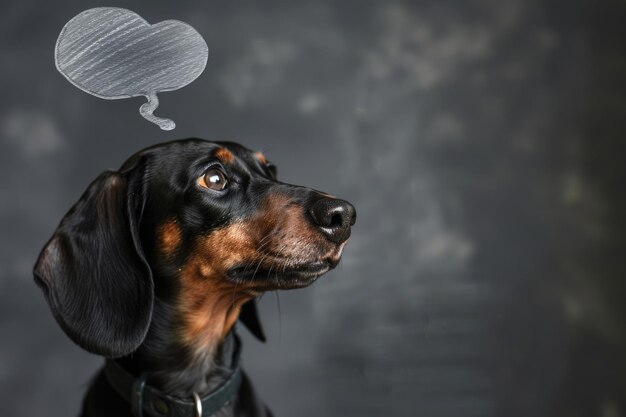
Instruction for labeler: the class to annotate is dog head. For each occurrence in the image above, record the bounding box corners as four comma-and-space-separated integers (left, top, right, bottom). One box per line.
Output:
34, 139, 355, 357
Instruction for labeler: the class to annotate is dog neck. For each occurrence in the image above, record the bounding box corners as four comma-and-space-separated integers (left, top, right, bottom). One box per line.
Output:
118, 288, 250, 399
117, 231, 256, 399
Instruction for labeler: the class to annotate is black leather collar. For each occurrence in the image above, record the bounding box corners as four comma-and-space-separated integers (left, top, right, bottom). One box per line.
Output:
104, 335, 242, 417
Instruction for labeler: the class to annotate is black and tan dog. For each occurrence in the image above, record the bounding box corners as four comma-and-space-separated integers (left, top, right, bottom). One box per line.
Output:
34, 139, 355, 417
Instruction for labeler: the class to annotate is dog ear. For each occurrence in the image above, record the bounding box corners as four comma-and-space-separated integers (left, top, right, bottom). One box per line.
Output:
33, 162, 153, 358
239, 299, 266, 342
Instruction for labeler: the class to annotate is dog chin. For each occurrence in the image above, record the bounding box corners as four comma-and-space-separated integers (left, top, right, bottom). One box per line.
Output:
226, 259, 337, 291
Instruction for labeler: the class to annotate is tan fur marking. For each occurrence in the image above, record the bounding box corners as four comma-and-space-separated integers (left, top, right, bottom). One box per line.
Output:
255, 152, 267, 165
158, 219, 182, 257
178, 223, 260, 350
213, 147, 235, 164
179, 254, 254, 350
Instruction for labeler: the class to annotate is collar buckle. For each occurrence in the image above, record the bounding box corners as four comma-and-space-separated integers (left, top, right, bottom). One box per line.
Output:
131, 374, 148, 417
192, 392, 202, 417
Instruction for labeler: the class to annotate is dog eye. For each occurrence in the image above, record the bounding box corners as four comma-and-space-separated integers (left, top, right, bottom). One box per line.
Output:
200, 168, 228, 191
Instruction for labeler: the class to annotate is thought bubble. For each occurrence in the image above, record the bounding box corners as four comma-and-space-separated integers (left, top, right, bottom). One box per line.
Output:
55, 7, 209, 130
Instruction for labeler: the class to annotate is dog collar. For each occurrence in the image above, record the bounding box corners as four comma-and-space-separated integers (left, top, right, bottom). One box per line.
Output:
104, 334, 242, 417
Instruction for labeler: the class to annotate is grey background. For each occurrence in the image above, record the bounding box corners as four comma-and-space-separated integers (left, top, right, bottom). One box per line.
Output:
1, 1, 625, 416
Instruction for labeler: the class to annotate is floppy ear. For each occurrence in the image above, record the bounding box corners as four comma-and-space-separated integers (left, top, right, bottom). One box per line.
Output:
33, 164, 153, 358
239, 299, 266, 342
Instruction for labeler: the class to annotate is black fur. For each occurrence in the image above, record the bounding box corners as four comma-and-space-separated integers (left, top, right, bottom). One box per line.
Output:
34, 165, 153, 358
34, 139, 355, 417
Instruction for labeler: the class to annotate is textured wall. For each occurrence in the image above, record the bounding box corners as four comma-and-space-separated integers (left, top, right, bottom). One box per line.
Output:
1, 1, 625, 416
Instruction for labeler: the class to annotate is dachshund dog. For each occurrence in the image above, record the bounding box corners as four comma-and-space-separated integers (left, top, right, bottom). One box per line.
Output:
34, 139, 356, 417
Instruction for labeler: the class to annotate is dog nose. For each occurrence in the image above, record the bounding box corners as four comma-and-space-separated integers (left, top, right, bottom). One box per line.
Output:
309, 198, 356, 244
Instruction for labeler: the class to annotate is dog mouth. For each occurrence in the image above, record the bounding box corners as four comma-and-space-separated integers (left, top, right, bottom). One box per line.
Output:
226, 257, 339, 290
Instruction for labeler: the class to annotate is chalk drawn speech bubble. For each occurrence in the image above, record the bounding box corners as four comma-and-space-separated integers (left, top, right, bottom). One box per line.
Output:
55, 7, 209, 130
